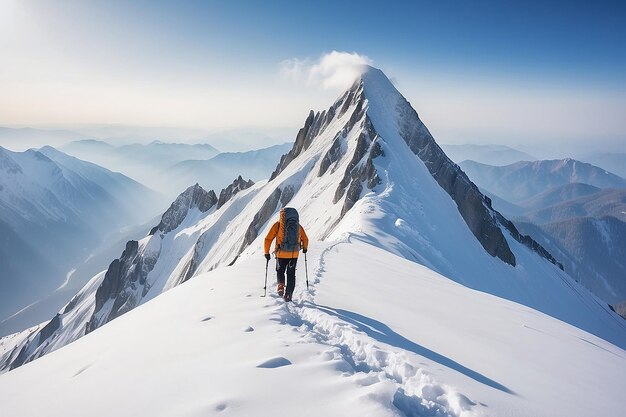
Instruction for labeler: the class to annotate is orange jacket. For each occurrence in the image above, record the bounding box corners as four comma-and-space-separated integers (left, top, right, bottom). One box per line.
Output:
264, 221, 309, 258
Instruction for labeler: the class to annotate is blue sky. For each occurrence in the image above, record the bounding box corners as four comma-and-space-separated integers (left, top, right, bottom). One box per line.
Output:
1, 0, 624, 150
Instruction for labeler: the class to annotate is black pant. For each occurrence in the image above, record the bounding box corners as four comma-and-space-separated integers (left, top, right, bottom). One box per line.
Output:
276, 257, 298, 297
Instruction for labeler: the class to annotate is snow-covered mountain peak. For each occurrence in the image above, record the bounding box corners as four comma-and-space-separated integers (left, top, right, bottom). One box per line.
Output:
23, 148, 53, 162
217, 175, 255, 209
0, 146, 22, 174
359, 65, 400, 103
152, 183, 218, 234
269, 65, 545, 267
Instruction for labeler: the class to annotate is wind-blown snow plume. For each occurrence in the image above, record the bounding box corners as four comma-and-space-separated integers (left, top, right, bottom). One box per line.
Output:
280, 51, 373, 90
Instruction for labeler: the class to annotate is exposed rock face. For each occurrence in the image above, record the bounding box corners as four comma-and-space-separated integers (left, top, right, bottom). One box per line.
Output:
612, 301, 626, 320
333, 117, 384, 217
389, 95, 516, 265
270, 88, 360, 181
89, 183, 226, 331
151, 183, 217, 234
272, 79, 379, 220
38, 314, 61, 346
495, 212, 564, 269
10, 343, 31, 371
9, 314, 61, 370
216, 176, 254, 209
236, 182, 300, 262
279, 184, 297, 207
1, 182, 230, 373
87, 239, 160, 332
241, 187, 283, 253
270, 111, 315, 180
177, 176, 258, 279
270, 69, 559, 269
318, 131, 346, 177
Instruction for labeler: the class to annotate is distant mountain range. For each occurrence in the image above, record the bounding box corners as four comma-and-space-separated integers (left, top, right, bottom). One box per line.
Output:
460, 158, 626, 203
578, 152, 626, 179
0, 127, 85, 150
515, 217, 626, 306
62, 140, 293, 198
0, 145, 165, 332
61, 140, 220, 191
460, 158, 626, 307
518, 187, 626, 225
440, 143, 536, 166
164, 143, 293, 194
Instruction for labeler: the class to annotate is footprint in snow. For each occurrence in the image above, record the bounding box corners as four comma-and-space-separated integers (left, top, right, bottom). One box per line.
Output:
244, 326, 254, 332
201, 316, 214, 322
256, 357, 292, 368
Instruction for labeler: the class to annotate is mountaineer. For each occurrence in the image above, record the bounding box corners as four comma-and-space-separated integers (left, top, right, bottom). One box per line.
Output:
264, 207, 308, 302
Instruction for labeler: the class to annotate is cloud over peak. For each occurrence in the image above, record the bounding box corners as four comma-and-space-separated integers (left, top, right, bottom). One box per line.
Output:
280, 51, 373, 90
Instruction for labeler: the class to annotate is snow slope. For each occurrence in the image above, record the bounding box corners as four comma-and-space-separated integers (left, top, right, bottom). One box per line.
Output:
1, 241, 624, 417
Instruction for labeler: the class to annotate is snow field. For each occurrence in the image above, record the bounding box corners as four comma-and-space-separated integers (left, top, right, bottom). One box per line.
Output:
1, 240, 625, 417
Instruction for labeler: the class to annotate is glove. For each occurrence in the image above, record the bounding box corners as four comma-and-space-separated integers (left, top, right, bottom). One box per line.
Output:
302, 248, 307, 254
265, 254, 271, 261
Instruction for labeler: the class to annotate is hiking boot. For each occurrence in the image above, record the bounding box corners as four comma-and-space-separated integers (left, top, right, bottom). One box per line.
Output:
283, 294, 292, 302
277, 283, 285, 297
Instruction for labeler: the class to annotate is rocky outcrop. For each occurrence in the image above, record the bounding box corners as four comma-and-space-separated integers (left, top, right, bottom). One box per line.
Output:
87, 239, 160, 332
279, 184, 297, 207
270, 81, 384, 220
150, 183, 217, 234
9, 314, 61, 370
241, 188, 283, 252
270, 86, 364, 181
494, 212, 564, 269
318, 131, 346, 177
38, 314, 61, 346
386, 92, 516, 265
333, 117, 384, 217
237, 183, 300, 256
179, 176, 260, 278
216, 176, 254, 209
396, 95, 567, 267
611, 301, 626, 320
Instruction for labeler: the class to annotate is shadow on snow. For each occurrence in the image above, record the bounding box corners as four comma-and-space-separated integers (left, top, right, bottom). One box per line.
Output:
313, 304, 515, 395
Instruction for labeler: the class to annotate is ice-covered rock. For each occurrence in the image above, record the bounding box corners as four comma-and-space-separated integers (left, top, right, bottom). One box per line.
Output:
216, 175, 254, 209
151, 183, 218, 234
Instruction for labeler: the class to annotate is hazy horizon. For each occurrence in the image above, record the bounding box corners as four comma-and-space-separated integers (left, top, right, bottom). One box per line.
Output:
1, 122, 623, 158
1, 1, 624, 154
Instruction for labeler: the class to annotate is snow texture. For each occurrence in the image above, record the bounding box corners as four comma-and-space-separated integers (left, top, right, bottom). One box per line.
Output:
0, 242, 624, 417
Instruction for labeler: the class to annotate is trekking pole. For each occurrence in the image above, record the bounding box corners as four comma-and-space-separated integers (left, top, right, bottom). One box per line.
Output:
305, 251, 309, 290
262, 258, 269, 297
